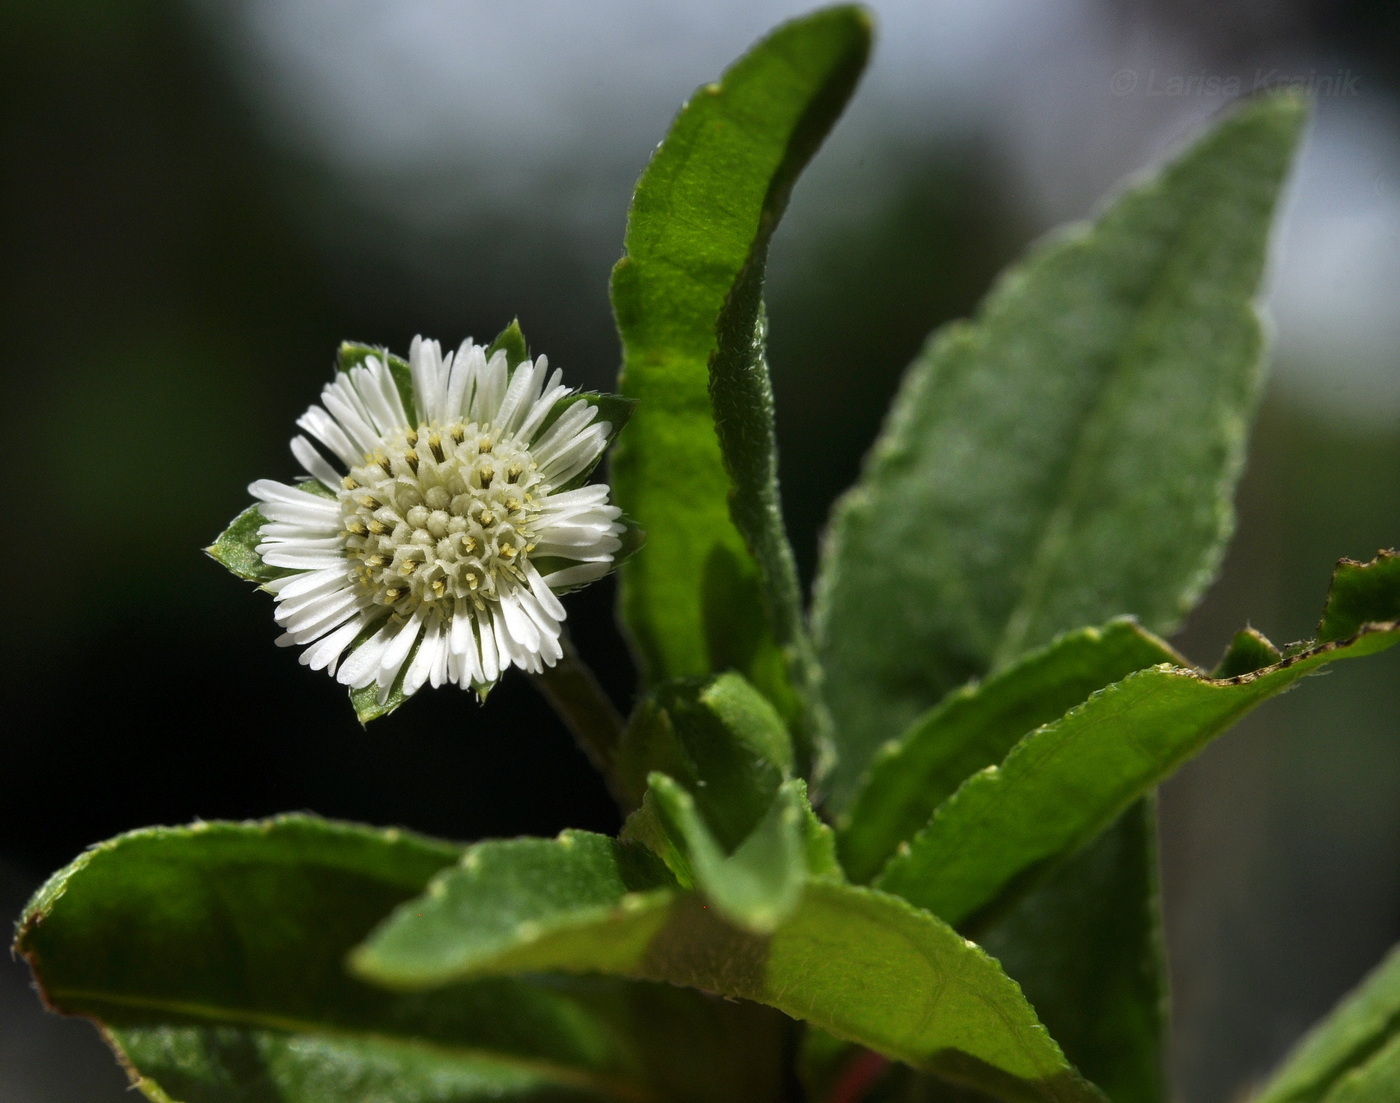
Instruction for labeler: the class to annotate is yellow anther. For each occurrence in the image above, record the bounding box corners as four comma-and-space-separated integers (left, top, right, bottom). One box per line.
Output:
342, 475, 359, 490
400, 559, 420, 575
506, 463, 522, 481
358, 495, 378, 509
428, 434, 445, 462
478, 510, 496, 527
465, 571, 480, 591
365, 555, 386, 569
478, 437, 493, 453
384, 587, 405, 603
500, 543, 517, 558
404, 448, 419, 474
345, 520, 366, 536
449, 424, 465, 443
461, 535, 477, 553
431, 578, 446, 597
478, 465, 494, 485
367, 520, 388, 535
506, 498, 521, 512
406, 428, 418, 446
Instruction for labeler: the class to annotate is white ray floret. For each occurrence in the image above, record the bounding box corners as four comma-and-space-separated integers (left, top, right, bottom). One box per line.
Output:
249, 336, 627, 705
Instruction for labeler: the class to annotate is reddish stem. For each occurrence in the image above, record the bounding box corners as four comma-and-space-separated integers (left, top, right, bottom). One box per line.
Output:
824, 1049, 889, 1103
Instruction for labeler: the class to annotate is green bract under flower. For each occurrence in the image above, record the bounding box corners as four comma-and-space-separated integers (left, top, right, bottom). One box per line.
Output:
242, 336, 627, 705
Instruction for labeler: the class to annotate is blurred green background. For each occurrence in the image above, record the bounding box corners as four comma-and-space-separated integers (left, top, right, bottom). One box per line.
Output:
1, 3, 1396, 1101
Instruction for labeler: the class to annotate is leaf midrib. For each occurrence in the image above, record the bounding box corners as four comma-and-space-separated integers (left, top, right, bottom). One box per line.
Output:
52, 985, 658, 1103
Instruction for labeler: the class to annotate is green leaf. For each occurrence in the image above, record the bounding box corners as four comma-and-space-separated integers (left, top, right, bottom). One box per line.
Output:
634, 773, 811, 932
978, 800, 1167, 1103
1255, 942, 1400, 1103
1318, 550, 1400, 642
206, 478, 335, 586
14, 816, 791, 1103
614, 673, 807, 930
1211, 625, 1283, 678
355, 833, 1104, 1103
338, 340, 416, 425
614, 671, 793, 829
875, 554, 1400, 932
485, 318, 530, 369
205, 503, 288, 585
609, 7, 871, 736
812, 92, 1309, 806
838, 619, 1181, 883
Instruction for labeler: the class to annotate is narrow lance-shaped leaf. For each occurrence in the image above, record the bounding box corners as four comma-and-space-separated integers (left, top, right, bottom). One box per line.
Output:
876, 553, 1400, 933
610, 7, 870, 756
355, 832, 1105, 1103
1255, 941, 1400, 1103
838, 619, 1182, 883
813, 92, 1305, 1103
833, 618, 1180, 1103
14, 816, 793, 1103
813, 92, 1309, 805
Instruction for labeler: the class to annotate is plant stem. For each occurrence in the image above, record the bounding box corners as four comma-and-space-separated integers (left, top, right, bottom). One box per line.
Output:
531, 634, 625, 778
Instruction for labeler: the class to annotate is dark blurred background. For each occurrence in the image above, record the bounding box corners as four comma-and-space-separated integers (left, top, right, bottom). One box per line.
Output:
2, 3, 1397, 1101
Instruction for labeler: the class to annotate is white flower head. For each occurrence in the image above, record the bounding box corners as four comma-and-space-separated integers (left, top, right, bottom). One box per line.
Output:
225, 333, 630, 715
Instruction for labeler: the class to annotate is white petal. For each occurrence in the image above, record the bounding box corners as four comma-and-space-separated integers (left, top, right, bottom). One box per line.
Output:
494, 358, 544, 434
446, 341, 483, 421
249, 479, 339, 509
410, 336, 448, 424
257, 499, 341, 524
477, 611, 500, 682
498, 591, 541, 652
258, 523, 342, 543
257, 536, 344, 552
277, 590, 362, 638
537, 427, 608, 485
536, 484, 611, 511
540, 561, 613, 588
367, 356, 411, 427
264, 566, 347, 597
470, 350, 509, 425
524, 563, 566, 621
377, 607, 426, 690
514, 386, 568, 445
321, 386, 380, 457
530, 403, 597, 462
491, 602, 531, 672
259, 549, 345, 570
350, 363, 402, 435
291, 435, 343, 488
276, 574, 356, 616
403, 614, 445, 697
327, 371, 380, 437
303, 616, 370, 674
296, 406, 361, 467
337, 622, 395, 687
447, 611, 480, 687
515, 585, 561, 636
